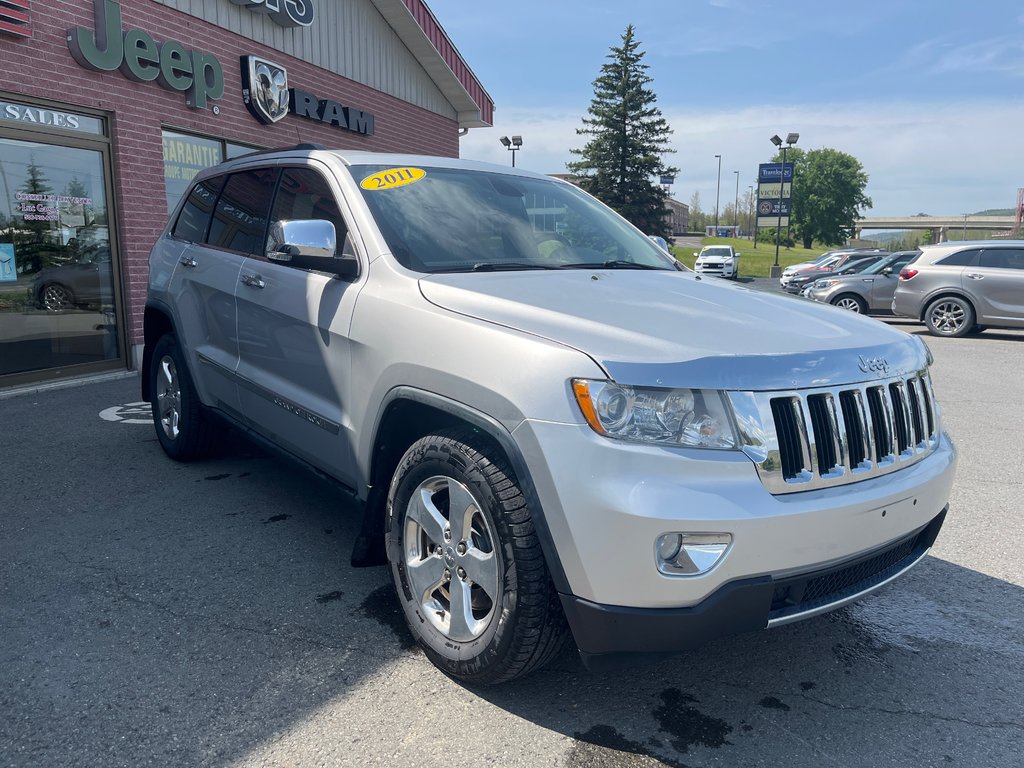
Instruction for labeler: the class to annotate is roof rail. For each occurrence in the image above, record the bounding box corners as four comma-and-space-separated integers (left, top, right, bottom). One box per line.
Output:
294, 143, 326, 151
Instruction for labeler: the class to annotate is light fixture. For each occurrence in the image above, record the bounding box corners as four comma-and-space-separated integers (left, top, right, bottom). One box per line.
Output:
499, 135, 523, 166
769, 131, 800, 273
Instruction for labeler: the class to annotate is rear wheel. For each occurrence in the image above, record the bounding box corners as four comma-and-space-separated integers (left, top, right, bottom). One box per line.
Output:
832, 294, 867, 314
149, 334, 222, 460
387, 429, 568, 685
924, 296, 974, 338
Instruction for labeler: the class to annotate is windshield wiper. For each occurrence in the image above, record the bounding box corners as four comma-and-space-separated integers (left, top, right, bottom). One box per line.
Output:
560, 260, 670, 270
470, 262, 560, 271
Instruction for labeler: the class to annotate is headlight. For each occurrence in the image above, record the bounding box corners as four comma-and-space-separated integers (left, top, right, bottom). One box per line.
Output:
571, 380, 738, 449
815, 279, 838, 288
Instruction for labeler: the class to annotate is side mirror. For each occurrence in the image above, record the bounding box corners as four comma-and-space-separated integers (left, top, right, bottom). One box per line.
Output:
881, 266, 893, 276
692, 252, 699, 257
266, 219, 358, 279
735, 252, 741, 257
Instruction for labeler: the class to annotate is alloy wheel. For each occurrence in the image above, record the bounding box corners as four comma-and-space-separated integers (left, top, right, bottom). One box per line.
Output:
42, 284, 73, 312
929, 301, 967, 335
402, 475, 500, 642
156, 355, 181, 440
835, 297, 864, 313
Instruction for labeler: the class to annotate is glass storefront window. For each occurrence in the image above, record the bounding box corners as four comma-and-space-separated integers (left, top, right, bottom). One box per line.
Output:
162, 130, 259, 213
0, 137, 119, 376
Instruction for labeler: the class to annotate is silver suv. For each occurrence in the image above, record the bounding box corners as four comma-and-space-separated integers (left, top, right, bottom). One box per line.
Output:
142, 147, 956, 683
892, 241, 1024, 336
806, 250, 920, 313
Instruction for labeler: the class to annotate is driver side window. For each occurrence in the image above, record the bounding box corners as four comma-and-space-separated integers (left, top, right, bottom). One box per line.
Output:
268, 167, 349, 256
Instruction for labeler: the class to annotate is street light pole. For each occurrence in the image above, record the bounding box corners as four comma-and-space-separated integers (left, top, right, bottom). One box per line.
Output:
748, 184, 756, 249
733, 170, 739, 230
499, 135, 523, 167
769, 132, 798, 275
714, 154, 722, 234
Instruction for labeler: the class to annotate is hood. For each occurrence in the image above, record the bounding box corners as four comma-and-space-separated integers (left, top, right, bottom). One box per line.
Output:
418, 270, 928, 391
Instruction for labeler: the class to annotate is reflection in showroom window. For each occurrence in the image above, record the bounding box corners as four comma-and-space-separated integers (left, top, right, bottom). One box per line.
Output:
0, 138, 118, 377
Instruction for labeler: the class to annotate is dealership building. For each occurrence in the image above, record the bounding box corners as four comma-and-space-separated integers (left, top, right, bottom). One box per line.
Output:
0, 0, 492, 388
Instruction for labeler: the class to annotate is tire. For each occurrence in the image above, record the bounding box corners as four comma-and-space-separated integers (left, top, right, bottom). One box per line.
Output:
924, 296, 975, 338
387, 429, 568, 685
832, 294, 867, 314
149, 334, 222, 461
41, 283, 74, 312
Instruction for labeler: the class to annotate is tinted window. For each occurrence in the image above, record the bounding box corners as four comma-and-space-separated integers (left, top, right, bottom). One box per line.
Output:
172, 174, 225, 243
937, 249, 980, 267
979, 248, 1024, 270
208, 168, 278, 255
270, 168, 348, 251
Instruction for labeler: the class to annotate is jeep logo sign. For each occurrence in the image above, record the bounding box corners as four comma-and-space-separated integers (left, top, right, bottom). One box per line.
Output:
67, 0, 224, 109
230, 0, 315, 28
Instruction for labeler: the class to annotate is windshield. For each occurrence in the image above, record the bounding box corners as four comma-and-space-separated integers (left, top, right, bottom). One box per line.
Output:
860, 251, 921, 275
353, 165, 681, 273
700, 247, 732, 257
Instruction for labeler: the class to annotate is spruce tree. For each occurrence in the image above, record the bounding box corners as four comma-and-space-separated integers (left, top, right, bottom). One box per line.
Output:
568, 25, 677, 238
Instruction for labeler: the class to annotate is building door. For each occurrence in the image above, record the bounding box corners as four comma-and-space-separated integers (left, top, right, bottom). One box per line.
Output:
0, 128, 123, 384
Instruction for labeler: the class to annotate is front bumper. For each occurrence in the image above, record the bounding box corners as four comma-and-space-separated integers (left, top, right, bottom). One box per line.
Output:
512, 416, 956, 659
695, 262, 736, 278
565, 508, 946, 669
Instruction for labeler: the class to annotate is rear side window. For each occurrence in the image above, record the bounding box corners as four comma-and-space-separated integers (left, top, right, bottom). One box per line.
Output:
979, 248, 1024, 270
270, 167, 349, 249
937, 249, 980, 267
207, 168, 279, 255
172, 174, 226, 243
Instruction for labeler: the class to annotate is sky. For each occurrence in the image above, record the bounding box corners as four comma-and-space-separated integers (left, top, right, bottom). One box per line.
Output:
427, 0, 1024, 218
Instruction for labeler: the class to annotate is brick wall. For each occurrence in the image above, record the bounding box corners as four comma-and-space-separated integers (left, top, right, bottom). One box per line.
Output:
0, 0, 461, 353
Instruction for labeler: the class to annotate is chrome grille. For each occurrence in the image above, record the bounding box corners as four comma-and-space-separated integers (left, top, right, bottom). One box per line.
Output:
732, 370, 939, 494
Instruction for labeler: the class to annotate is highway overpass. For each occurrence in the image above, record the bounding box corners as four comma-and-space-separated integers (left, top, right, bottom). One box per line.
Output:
856, 215, 1016, 242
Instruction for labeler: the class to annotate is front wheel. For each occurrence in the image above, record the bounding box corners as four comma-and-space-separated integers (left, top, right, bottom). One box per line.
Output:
149, 334, 222, 460
387, 430, 568, 685
924, 296, 974, 337
832, 294, 867, 314
41, 283, 74, 312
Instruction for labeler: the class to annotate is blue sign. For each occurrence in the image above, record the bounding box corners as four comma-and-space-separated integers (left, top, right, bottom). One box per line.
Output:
758, 163, 793, 183
0, 243, 15, 282
660, 175, 675, 185
756, 198, 791, 216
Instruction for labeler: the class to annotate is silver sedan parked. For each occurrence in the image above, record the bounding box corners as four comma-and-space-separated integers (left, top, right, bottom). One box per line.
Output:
805, 250, 920, 314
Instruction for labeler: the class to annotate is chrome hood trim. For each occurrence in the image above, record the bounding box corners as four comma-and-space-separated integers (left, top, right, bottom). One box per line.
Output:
419, 271, 929, 390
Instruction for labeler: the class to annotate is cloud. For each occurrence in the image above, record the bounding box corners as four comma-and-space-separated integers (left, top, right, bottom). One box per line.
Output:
458, 100, 1024, 216
930, 37, 1024, 77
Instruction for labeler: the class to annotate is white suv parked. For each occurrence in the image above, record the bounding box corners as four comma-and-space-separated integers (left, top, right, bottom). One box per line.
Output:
142, 147, 956, 684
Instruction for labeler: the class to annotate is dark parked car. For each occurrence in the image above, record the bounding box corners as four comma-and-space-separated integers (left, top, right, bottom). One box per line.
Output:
805, 251, 921, 314
33, 245, 114, 312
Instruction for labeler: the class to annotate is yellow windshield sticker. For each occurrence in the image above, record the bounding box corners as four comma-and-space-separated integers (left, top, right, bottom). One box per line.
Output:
360, 167, 426, 191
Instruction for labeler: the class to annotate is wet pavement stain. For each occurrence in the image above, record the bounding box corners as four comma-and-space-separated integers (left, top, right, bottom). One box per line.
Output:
204, 473, 230, 481
759, 696, 790, 711
567, 725, 689, 768
316, 590, 345, 604
358, 585, 418, 650
653, 689, 732, 754
324, 528, 333, 535
262, 514, 291, 524
800, 681, 816, 691
238, 472, 251, 478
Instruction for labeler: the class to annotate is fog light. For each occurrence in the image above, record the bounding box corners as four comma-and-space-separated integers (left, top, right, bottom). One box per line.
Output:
655, 533, 732, 576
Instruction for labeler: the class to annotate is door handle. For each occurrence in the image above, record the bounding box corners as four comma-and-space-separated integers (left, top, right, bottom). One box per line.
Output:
240, 273, 266, 289
180, 256, 197, 268
966, 273, 984, 280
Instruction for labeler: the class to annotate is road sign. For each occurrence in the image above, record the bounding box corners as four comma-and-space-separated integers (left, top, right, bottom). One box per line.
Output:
758, 163, 793, 183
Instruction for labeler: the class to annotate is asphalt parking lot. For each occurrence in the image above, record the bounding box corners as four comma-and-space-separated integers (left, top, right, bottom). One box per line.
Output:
1, 316, 1022, 768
